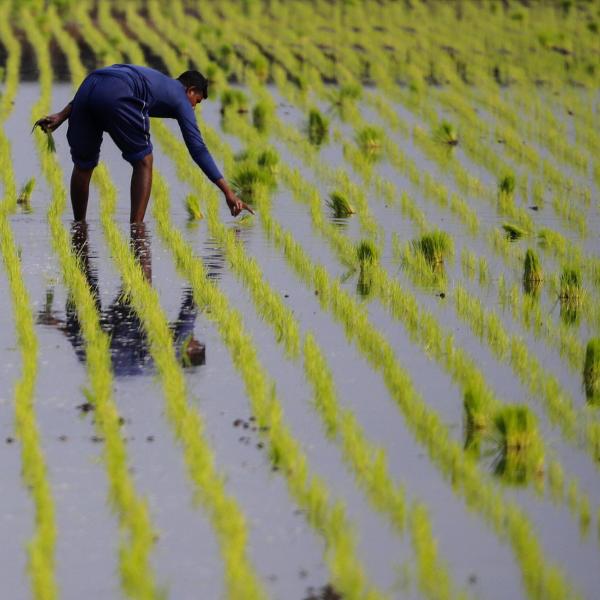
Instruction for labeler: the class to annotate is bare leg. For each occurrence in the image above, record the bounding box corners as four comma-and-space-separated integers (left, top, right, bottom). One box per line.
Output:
130, 153, 153, 223
70, 165, 95, 221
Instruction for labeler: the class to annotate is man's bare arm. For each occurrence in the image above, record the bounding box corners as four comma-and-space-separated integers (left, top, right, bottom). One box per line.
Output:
34, 101, 72, 133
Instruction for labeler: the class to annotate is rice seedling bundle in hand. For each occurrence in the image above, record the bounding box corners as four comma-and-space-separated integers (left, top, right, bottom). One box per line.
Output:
327, 191, 355, 217
583, 339, 600, 404
31, 120, 56, 153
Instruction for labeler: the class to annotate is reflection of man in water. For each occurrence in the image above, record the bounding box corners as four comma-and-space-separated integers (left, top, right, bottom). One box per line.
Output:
38, 222, 205, 376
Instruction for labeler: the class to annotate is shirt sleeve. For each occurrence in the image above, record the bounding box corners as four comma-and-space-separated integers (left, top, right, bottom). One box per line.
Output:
176, 100, 223, 183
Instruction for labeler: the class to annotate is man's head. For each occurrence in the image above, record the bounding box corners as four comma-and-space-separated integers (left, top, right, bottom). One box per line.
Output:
177, 70, 209, 108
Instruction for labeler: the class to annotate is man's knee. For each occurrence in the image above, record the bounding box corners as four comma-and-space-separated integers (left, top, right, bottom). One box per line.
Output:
133, 153, 153, 169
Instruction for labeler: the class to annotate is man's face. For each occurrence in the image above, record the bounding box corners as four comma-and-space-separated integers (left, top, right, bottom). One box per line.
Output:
186, 87, 204, 108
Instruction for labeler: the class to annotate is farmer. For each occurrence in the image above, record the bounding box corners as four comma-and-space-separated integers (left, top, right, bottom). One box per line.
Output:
34, 64, 252, 223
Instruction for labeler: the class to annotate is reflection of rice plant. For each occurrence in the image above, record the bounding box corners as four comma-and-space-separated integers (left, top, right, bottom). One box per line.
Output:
411, 230, 452, 266
502, 222, 527, 240
327, 191, 355, 217
356, 126, 384, 158
307, 108, 328, 146
523, 249, 543, 295
583, 339, 600, 405
252, 102, 271, 132
17, 178, 35, 211
434, 120, 458, 145
220, 89, 249, 114
185, 194, 203, 220
463, 386, 488, 456
490, 405, 543, 485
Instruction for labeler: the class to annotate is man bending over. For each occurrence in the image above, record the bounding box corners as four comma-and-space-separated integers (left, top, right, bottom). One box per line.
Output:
35, 64, 252, 223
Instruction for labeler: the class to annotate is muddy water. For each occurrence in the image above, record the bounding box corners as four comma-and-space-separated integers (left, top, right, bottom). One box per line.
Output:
1, 81, 599, 600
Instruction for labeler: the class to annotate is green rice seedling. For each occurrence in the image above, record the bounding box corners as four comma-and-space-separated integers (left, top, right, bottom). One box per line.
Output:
434, 120, 458, 146
583, 338, 600, 405
252, 101, 271, 132
17, 177, 35, 211
32, 121, 56, 153
327, 191, 355, 217
411, 230, 453, 266
355, 125, 384, 159
356, 239, 379, 266
307, 108, 328, 146
463, 385, 489, 457
523, 248, 543, 295
498, 173, 516, 196
502, 222, 528, 240
256, 147, 279, 174
490, 405, 544, 486
559, 266, 582, 301
185, 193, 203, 220
231, 164, 270, 201
220, 88, 249, 115
331, 82, 362, 107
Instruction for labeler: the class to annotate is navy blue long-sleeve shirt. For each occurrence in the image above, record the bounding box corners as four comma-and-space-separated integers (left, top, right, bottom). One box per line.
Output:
94, 64, 223, 182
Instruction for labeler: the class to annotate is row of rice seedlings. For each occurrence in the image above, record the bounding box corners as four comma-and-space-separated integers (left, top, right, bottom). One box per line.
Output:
219, 88, 600, 524
150, 108, 464, 599
242, 161, 578, 600
24, 9, 162, 596
93, 160, 267, 600
164, 10, 584, 572
210, 4, 600, 416
376, 4, 592, 197
69, 8, 271, 598
142, 176, 385, 600
0, 9, 57, 598
113, 10, 389, 597
332, 17, 600, 282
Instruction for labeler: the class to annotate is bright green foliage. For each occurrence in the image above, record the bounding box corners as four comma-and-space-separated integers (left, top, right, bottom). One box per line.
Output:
185, 193, 203, 220
491, 405, 544, 485
256, 147, 279, 173
252, 101, 271, 132
356, 239, 379, 266
434, 120, 458, 145
502, 222, 528, 240
327, 191, 355, 217
221, 88, 249, 114
17, 177, 35, 211
583, 339, 600, 405
411, 230, 453, 265
308, 108, 328, 145
523, 248, 543, 283
559, 267, 582, 300
231, 164, 271, 200
498, 173, 516, 196
356, 126, 384, 159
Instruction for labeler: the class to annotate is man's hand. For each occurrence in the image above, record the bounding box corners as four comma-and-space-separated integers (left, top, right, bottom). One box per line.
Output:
33, 103, 72, 133
226, 191, 255, 217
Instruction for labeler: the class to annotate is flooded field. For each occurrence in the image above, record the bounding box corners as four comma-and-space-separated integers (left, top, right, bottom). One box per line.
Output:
1, 1, 599, 599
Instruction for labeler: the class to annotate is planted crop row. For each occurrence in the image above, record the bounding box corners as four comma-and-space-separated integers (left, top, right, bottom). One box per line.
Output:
0, 8, 57, 598
103, 9, 389, 599
149, 98, 462, 597
36, 9, 162, 596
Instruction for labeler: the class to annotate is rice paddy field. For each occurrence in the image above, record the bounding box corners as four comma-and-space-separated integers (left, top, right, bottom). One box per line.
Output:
0, 0, 599, 598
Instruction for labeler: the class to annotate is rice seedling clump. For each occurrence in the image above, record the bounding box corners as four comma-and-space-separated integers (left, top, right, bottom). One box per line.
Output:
434, 120, 458, 145
559, 266, 583, 301
411, 230, 453, 266
583, 339, 600, 404
307, 108, 328, 146
327, 191, 355, 217
356, 126, 385, 159
220, 89, 249, 115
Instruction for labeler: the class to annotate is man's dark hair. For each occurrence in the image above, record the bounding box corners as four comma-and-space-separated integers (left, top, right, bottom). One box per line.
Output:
177, 70, 209, 99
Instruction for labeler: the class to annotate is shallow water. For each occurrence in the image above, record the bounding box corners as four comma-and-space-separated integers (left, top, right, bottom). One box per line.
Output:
1, 78, 599, 600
